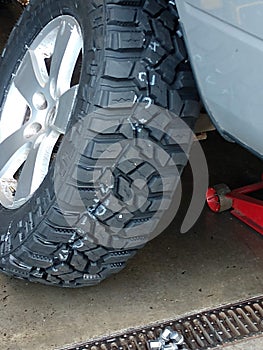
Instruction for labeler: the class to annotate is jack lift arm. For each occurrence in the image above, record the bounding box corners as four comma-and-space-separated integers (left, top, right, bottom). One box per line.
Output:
206, 178, 263, 236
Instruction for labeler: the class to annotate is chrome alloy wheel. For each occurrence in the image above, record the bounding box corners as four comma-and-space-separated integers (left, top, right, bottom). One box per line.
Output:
0, 16, 83, 209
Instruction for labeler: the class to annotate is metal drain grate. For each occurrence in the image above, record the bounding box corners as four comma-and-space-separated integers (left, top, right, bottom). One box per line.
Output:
61, 296, 263, 350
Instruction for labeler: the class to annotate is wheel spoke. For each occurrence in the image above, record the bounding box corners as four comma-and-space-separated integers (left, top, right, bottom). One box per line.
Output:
14, 130, 60, 201
0, 84, 29, 143
14, 50, 48, 106
51, 85, 78, 133
49, 20, 82, 98
13, 146, 38, 202
0, 124, 31, 177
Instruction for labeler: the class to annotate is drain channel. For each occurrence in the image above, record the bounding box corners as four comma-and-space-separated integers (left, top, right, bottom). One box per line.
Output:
61, 296, 263, 350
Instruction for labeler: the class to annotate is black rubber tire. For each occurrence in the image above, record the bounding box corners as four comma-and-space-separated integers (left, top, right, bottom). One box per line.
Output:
0, 0, 200, 287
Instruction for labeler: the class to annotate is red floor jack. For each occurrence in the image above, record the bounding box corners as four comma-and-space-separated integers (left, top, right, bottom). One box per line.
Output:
206, 178, 263, 235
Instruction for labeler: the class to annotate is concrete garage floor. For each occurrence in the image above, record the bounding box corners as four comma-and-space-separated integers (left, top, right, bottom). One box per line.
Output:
2, 134, 263, 350
1, 3, 263, 350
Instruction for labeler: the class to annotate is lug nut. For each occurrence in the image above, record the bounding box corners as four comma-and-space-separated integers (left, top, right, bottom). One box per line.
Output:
32, 92, 48, 110
163, 343, 178, 350
160, 328, 172, 342
170, 332, 184, 345
148, 328, 185, 350
149, 340, 163, 350
24, 122, 42, 138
